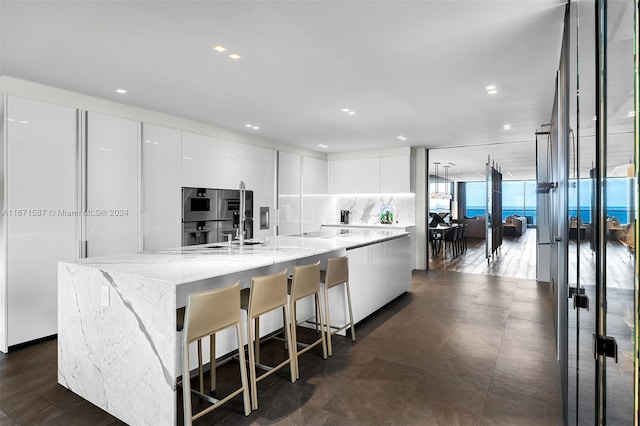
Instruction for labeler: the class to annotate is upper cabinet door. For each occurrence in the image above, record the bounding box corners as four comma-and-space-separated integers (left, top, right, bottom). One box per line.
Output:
86, 112, 139, 257
303, 157, 328, 194
278, 151, 301, 195
328, 159, 355, 194
142, 123, 181, 251
251, 146, 276, 239
354, 158, 381, 193
380, 156, 410, 193
278, 151, 301, 235
6, 96, 78, 346
217, 139, 252, 189
181, 131, 217, 188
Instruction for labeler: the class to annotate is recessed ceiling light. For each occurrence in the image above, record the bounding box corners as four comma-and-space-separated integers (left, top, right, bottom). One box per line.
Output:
213, 45, 227, 52
19, 120, 29, 124
245, 123, 253, 128
228, 53, 241, 60
487, 89, 498, 95
252, 126, 260, 130
8, 118, 14, 122
318, 144, 328, 149
397, 136, 407, 141
347, 111, 356, 115
115, 89, 127, 94
503, 124, 511, 130
486, 85, 496, 91
341, 108, 350, 112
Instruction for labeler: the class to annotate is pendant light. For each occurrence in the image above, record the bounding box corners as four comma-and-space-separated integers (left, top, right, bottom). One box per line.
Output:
443, 165, 452, 199
431, 162, 440, 198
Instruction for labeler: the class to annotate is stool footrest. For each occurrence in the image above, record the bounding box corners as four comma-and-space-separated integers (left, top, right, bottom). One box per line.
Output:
234, 354, 278, 373
191, 387, 247, 421
190, 389, 222, 405
328, 323, 352, 334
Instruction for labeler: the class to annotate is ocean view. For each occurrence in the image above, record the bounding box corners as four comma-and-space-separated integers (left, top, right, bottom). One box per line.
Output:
466, 207, 632, 225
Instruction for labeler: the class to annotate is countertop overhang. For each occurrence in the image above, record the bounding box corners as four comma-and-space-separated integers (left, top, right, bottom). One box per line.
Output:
62, 228, 409, 285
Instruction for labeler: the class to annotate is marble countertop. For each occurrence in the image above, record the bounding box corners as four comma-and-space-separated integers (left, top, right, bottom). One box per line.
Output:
62, 228, 408, 285
322, 223, 414, 229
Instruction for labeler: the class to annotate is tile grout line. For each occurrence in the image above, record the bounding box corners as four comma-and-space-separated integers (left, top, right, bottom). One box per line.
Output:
477, 280, 517, 424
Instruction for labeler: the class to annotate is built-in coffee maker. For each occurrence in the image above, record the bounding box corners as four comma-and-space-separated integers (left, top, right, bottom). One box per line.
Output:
182, 187, 253, 246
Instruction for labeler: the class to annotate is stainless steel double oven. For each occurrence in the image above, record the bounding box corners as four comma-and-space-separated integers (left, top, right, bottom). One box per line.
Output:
182, 187, 253, 246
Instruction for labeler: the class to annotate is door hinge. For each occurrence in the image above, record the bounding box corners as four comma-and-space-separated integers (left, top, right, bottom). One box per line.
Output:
593, 334, 618, 363
569, 286, 586, 298
572, 292, 589, 311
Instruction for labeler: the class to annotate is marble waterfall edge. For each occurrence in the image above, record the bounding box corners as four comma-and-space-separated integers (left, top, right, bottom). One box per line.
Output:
58, 262, 176, 426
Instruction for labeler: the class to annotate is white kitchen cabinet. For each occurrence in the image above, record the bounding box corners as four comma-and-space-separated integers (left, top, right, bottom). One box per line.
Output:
216, 139, 252, 189
354, 157, 381, 193
6, 96, 78, 347
328, 159, 354, 194
142, 123, 182, 251
250, 146, 276, 239
277, 151, 301, 235
329, 155, 411, 194
86, 112, 139, 257
181, 131, 218, 188
302, 156, 330, 233
380, 155, 410, 193
302, 156, 328, 194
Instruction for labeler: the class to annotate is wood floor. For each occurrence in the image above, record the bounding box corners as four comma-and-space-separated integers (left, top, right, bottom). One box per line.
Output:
429, 228, 635, 289
429, 229, 538, 280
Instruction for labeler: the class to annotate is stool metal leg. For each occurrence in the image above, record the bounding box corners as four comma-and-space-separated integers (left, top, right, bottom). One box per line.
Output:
235, 323, 251, 416
209, 334, 216, 392
247, 317, 259, 410
282, 303, 296, 383
324, 282, 333, 356
315, 293, 328, 360
345, 281, 356, 342
197, 339, 204, 392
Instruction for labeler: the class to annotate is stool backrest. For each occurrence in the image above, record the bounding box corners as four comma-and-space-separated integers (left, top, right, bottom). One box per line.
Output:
292, 261, 321, 300
325, 256, 349, 289
184, 281, 241, 344
249, 269, 288, 317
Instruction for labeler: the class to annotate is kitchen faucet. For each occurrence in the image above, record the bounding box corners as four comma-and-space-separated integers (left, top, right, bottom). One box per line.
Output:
238, 181, 246, 246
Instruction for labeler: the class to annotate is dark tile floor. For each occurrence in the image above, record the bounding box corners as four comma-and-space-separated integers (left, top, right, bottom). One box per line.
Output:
0, 270, 563, 425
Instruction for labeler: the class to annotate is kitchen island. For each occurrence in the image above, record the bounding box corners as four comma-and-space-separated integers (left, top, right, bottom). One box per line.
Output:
58, 228, 411, 425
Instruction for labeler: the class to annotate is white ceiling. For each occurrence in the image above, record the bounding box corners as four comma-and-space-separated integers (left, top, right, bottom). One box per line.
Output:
0, 1, 632, 181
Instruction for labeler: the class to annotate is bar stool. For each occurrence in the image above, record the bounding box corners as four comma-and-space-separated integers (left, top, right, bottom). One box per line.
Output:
180, 281, 251, 425
321, 256, 355, 356
241, 269, 295, 410
288, 261, 327, 379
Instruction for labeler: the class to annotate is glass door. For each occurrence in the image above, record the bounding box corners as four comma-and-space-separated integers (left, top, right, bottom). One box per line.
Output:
602, 0, 635, 423
567, 1, 637, 424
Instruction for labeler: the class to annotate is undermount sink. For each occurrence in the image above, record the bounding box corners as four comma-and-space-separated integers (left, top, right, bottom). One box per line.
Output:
204, 240, 264, 249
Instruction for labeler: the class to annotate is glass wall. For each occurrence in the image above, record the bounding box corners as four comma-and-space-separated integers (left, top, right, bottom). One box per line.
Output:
464, 181, 485, 217
464, 180, 537, 225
